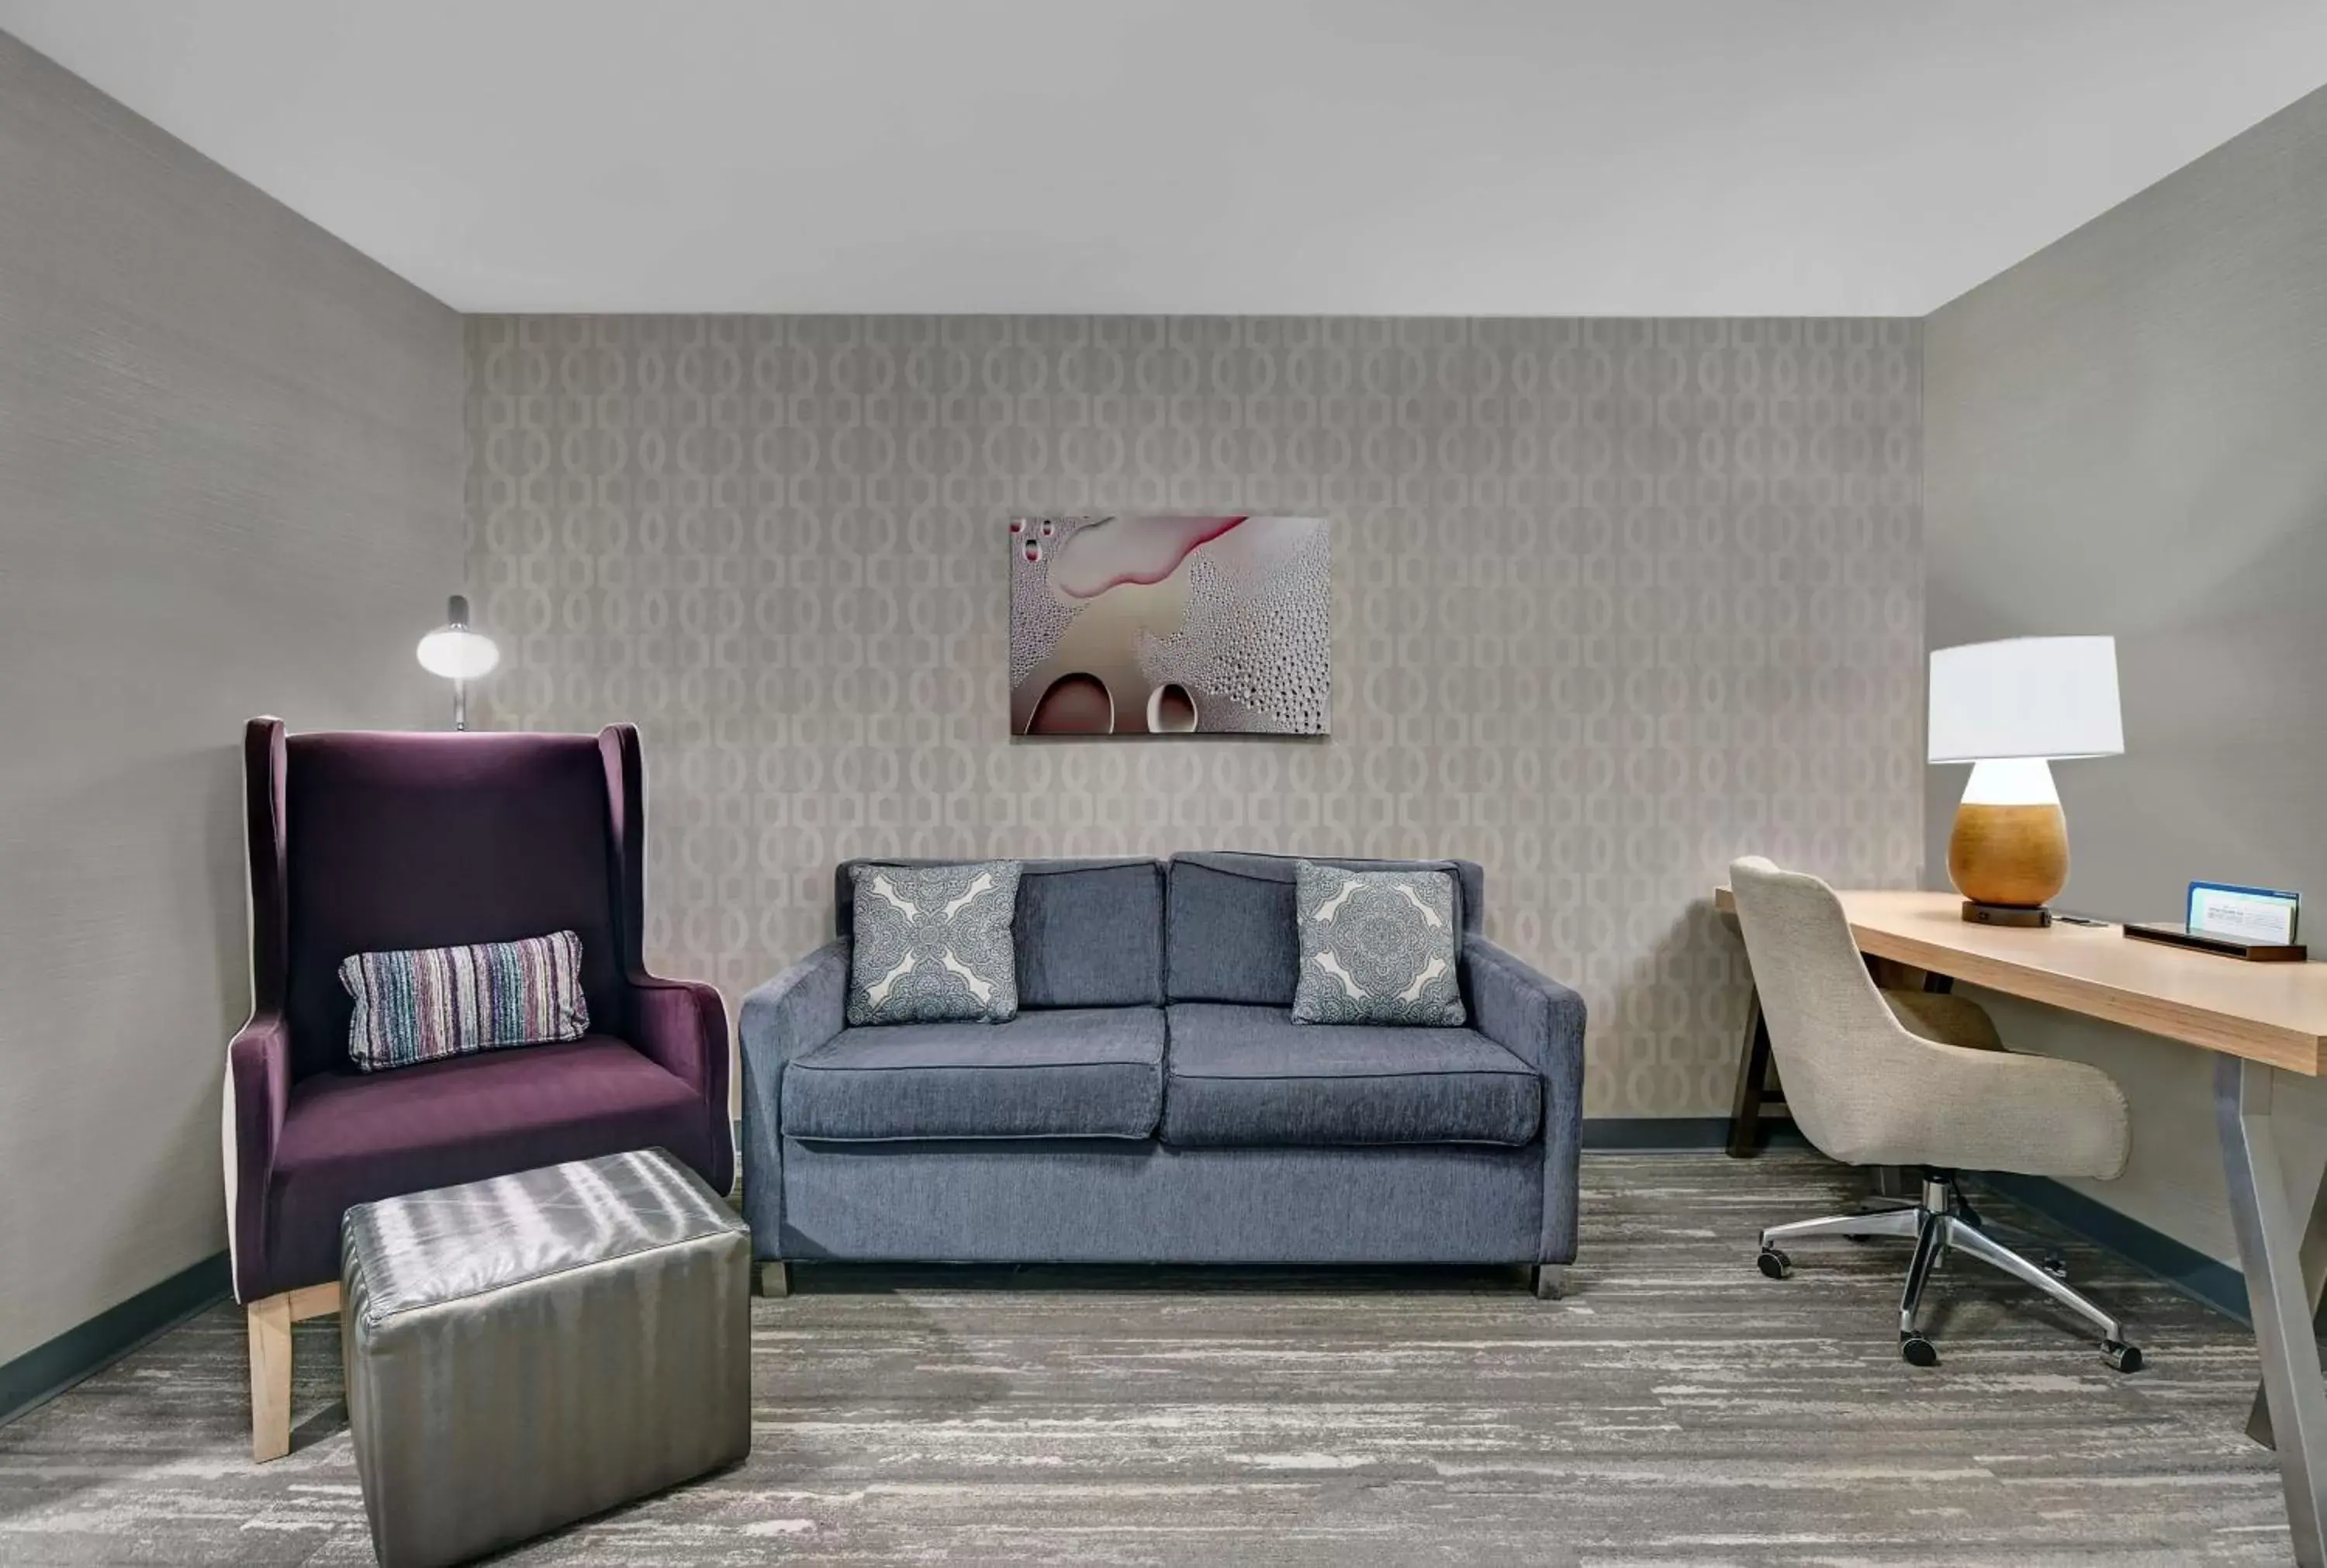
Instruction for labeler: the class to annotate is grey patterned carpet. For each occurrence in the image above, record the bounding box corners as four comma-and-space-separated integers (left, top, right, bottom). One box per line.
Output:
0, 1154, 2292, 1564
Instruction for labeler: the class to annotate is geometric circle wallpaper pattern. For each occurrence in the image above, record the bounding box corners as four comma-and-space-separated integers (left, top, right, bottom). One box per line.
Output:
467, 314, 1923, 1117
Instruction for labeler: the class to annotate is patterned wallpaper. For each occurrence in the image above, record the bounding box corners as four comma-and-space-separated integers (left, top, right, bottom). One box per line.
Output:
465, 316, 1923, 1117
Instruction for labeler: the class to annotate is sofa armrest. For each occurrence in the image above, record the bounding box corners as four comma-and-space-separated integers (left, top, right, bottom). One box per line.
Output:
224, 1014, 291, 1303
626, 973, 734, 1196
1464, 934, 1588, 1266
736, 939, 850, 1255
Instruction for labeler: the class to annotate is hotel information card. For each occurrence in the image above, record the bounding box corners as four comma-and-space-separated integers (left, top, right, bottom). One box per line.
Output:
2187, 882, 2301, 945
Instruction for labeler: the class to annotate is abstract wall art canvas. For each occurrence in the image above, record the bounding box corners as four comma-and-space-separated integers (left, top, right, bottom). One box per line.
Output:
1009, 515, 1330, 736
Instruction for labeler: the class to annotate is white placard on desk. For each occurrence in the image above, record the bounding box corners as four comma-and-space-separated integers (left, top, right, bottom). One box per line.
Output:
2188, 882, 2301, 945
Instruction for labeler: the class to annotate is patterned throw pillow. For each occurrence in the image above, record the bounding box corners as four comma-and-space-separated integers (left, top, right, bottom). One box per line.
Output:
341, 930, 590, 1072
848, 861, 1024, 1025
1291, 862, 1466, 1027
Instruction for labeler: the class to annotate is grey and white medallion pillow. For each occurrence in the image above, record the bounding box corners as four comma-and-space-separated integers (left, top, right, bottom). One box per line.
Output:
847, 861, 1024, 1026
1291, 861, 1466, 1027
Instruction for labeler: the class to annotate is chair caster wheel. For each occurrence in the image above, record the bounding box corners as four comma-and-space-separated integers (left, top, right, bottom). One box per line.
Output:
1900, 1333, 1939, 1368
2042, 1252, 2069, 1280
1757, 1246, 1792, 1280
2103, 1340, 2143, 1373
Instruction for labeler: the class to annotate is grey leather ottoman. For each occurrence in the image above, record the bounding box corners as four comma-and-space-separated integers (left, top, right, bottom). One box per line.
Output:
341, 1149, 751, 1568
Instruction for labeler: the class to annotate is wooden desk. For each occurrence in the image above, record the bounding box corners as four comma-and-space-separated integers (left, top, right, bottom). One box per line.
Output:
1715, 885, 2327, 1565
1713, 886, 2327, 1071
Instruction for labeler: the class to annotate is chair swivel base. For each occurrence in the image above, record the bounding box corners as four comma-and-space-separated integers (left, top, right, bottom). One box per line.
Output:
1755, 1169, 2142, 1372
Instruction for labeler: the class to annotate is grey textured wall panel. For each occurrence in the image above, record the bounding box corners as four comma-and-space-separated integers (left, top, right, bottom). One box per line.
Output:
1925, 85, 2327, 1262
467, 314, 1924, 1117
0, 32, 464, 1363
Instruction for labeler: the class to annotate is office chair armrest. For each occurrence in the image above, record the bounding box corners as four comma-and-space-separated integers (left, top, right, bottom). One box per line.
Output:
1855, 1037, 2132, 1183
736, 939, 851, 1253
224, 1014, 291, 1303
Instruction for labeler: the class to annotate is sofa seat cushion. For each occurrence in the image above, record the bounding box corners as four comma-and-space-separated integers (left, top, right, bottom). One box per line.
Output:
1163, 1003, 1540, 1148
268, 1036, 708, 1294
785, 1007, 1165, 1141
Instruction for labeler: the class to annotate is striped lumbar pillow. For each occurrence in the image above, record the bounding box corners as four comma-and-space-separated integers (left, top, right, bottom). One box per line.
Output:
340, 930, 590, 1072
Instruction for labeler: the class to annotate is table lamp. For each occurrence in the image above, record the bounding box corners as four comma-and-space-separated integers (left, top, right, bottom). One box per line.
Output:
415, 594, 500, 731
1928, 635, 2122, 926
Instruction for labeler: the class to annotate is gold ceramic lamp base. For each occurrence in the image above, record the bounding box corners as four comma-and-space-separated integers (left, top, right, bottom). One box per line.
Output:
1948, 759, 2069, 924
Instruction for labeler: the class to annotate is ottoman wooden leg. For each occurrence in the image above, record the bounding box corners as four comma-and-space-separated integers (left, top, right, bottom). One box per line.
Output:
247, 1282, 343, 1463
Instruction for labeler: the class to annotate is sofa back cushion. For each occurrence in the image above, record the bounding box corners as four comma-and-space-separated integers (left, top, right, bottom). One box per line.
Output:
836, 858, 1165, 1009
1164, 851, 1485, 1006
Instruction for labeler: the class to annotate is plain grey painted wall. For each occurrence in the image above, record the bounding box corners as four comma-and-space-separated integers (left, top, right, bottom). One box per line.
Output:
1925, 84, 2327, 1262
0, 33, 465, 1363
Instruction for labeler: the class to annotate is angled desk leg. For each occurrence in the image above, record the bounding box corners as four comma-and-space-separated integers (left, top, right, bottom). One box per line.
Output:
1727, 989, 1776, 1157
2219, 1054, 2327, 1567
2246, 1157, 2327, 1449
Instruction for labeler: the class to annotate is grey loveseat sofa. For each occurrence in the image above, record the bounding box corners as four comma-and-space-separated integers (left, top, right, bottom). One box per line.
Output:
738, 851, 1585, 1295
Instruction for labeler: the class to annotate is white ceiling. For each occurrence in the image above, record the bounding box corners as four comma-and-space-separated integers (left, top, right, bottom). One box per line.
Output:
4, 1, 2324, 316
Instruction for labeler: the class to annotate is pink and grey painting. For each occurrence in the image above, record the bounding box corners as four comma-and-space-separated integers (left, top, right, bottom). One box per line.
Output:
1009, 515, 1330, 736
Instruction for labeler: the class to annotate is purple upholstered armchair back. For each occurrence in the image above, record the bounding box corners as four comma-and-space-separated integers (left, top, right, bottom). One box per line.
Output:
249, 724, 645, 1081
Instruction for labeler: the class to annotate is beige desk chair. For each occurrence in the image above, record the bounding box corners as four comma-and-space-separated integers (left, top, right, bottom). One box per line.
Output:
1729, 855, 2141, 1370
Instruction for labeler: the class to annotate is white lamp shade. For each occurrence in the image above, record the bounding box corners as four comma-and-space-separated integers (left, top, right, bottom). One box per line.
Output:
417, 626, 500, 681
1928, 636, 2122, 764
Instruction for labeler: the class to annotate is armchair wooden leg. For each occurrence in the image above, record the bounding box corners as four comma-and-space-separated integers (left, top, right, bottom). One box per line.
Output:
247, 1295, 292, 1463
755, 1260, 789, 1299
246, 1281, 343, 1463
1532, 1265, 1568, 1300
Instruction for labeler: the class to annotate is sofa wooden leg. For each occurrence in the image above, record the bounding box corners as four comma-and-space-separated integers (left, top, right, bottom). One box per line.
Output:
755, 1260, 789, 1299
1532, 1265, 1568, 1300
247, 1295, 292, 1463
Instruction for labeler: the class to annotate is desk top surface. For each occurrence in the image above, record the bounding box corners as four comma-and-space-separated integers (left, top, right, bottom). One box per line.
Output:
1713, 886, 2327, 1075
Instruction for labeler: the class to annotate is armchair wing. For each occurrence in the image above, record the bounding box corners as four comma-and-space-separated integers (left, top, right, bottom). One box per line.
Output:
599, 720, 734, 1193
225, 717, 292, 1305
1464, 934, 1588, 1266
737, 939, 849, 1258
223, 1014, 291, 1305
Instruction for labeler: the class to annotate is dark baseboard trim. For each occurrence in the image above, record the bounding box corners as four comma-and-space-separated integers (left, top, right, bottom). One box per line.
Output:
1975, 1172, 2249, 1326
0, 1252, 231, 1429
1582, 1117, 1808, 1152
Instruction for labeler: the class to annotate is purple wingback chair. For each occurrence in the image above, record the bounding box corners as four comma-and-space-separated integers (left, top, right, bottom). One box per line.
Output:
226, 718, 731, 1459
